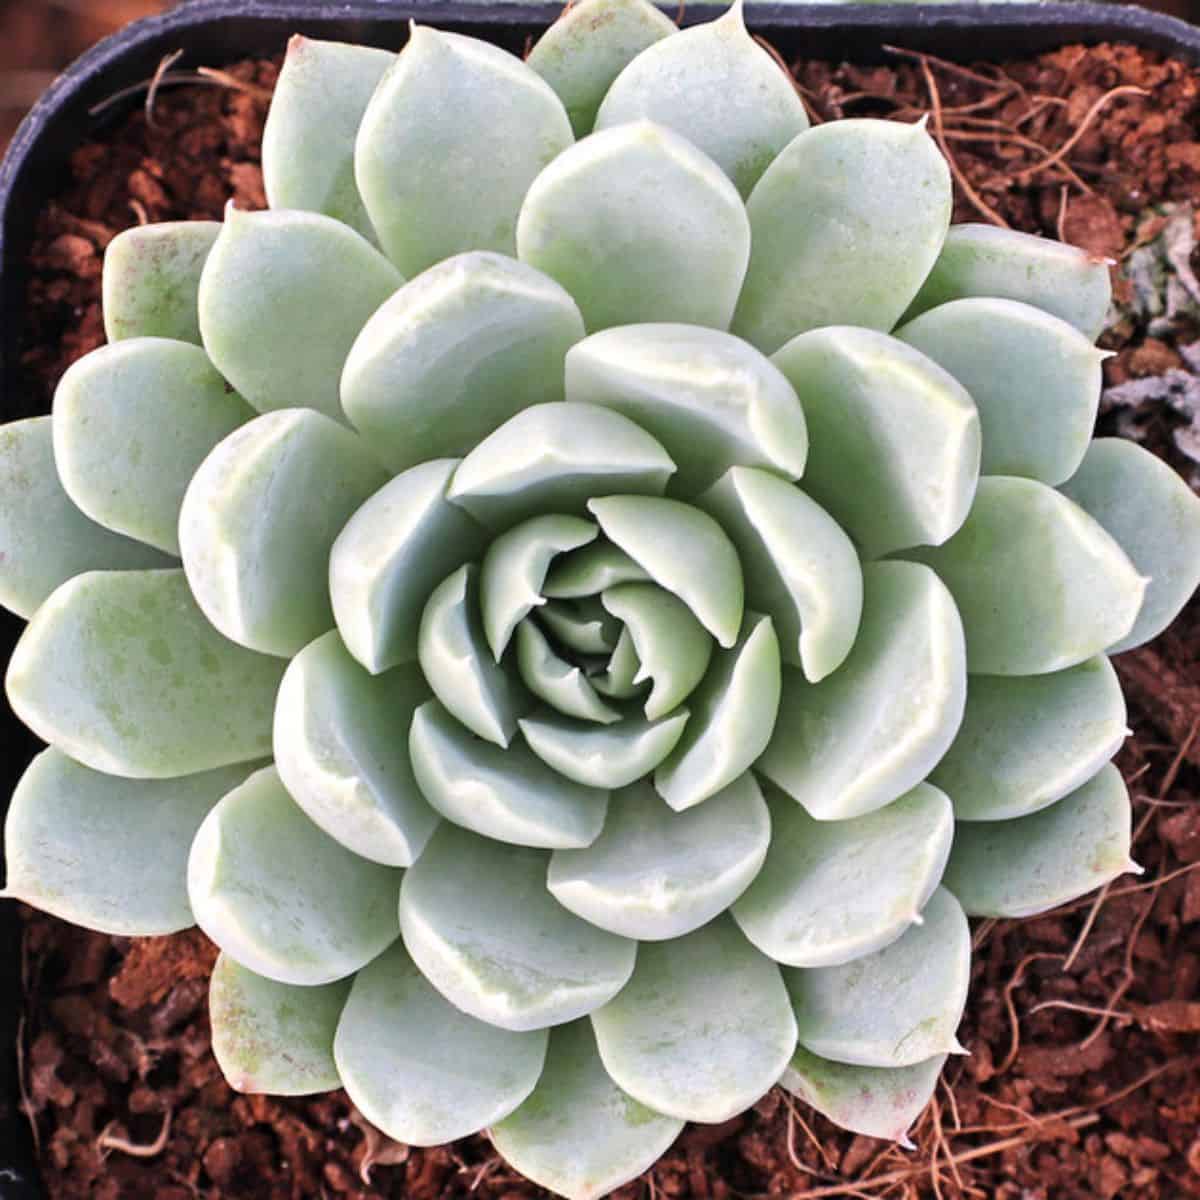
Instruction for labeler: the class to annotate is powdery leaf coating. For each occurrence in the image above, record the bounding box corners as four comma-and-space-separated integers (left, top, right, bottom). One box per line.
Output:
594, 0, 808, 197
210, 954, 350, 1095
356, 26, 573, 275
517, 121, 750, 332
3, 748, 254, 936
335, 939, 548, 1145
6, 569, 285, 779
188, 765, 403, 985
492, 1020, 684, 1200
515, 620, 622, 725
0, 417, 170, 621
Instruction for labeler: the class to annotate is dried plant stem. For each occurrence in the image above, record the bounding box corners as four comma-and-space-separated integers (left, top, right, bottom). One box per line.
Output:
97, 1109, 172, 1159
1015, 84, 1148, 182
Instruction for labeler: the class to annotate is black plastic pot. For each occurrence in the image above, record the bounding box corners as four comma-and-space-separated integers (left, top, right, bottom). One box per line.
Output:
0, 2, 1198, 1195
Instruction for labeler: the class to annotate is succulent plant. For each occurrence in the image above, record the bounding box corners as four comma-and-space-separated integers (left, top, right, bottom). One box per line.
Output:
4, 1, 1200, 1196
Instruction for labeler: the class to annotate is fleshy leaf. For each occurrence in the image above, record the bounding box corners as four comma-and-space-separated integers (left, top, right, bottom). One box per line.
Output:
481, 514, 597, 660
330, 459, 487, 674
786, 887, 970, 1069
273, 631, 439, 867
733, 118, 952, 354
188, 765, 402, 985
334, 940, 547, 1144
592, 628, 645, 700
179, 409, 388, 657
0, 417, 170, 620
409, 699, 609, 847
587, 495, 743, 647
758, 561, 966, 821
399, 823, 636, 1031
53, 338, 253, 554
654, 613, 781, 811
896, 298, 1104, 485
548, 774, 770, 940
537, 598, 619, 656
592, 915, 796, 1122
261, 36, 393, 240
418, 564, 530, 746
520, 707, 689, 789
542, 542, 651, 599
3, 748, 252, 935
341, 252, 585, 472
594, 0, 808, 197
944, 763, 1135, 918
526, 0, 676, 137
6, 569, 285, 778
782, 1046, 946, 1147
516, 621, 622, 724
771, 326, 980, 559
903, 223, 1113, 340
355, 26, 572, 274
733, 783, 954, 967
697, 467, 862, 681
210, 954, 349, 1095
517, 120, 750, 332
930, 656, 1127, 821
199, 206, 403, 420
492, 1020, 683, 1200
102, 220, 221, 344
600, 583, 711, 720
1060, 437, 1200, 652
908, 476, 1146, 675
448, 402, 675, 530
565, 323, 807, 496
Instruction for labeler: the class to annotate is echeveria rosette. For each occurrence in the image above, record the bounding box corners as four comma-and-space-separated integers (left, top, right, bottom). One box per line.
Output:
2, 2, 1198, 1196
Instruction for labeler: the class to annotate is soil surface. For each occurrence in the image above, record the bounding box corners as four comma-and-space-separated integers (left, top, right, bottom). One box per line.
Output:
9, 35, 1200, 1200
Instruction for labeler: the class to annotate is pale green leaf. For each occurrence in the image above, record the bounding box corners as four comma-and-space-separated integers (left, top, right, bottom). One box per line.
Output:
261, 36, 393, 240
335, 939, 548, 1144
733, 783, 953, 967
654, 613, 781, 811
409, 699, 609, 847
536, 597, 620, 656
548, 774, 770, 940
1059, 437, 1200, 652
198, 206, 403, 420
355, 26, 572, 274
188, 765, 402, 985
3, 748, 252, 935
592, 915, 796, 1122
210, 953, 349, 1094
330, 459, 487, 674
771, 326, 980, 559
542, 541, 651, 599
594, 0, 808, 197
758, 561, 966, 821
341, 252, 585, 472
448, 402, 675, 530
786, 887, 969, 1068
565, 323, 807, 496
733, 118, 951, 354
943, 763, 1136, 918
903, 222, 1112, 340
697, 467, 862, 681
179, 409, 388, 657
520, 707, 689, 789
591, 628, 646, 700
273, 631, 439, 867
517, 120, 750, 332
418, 564, 530, 746
896, 298, 1104, 485
102, 220, 220, 344
6, 569, 284, 778
399, 823, 636, 1030
930, 656, 1127, 821
526, 0, 676, 137
492, 1020, 683, 1200
516, 621, 622, 724
53, 337, 253, 554
0, 417, 170, 620
908, 476, 1146, 675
